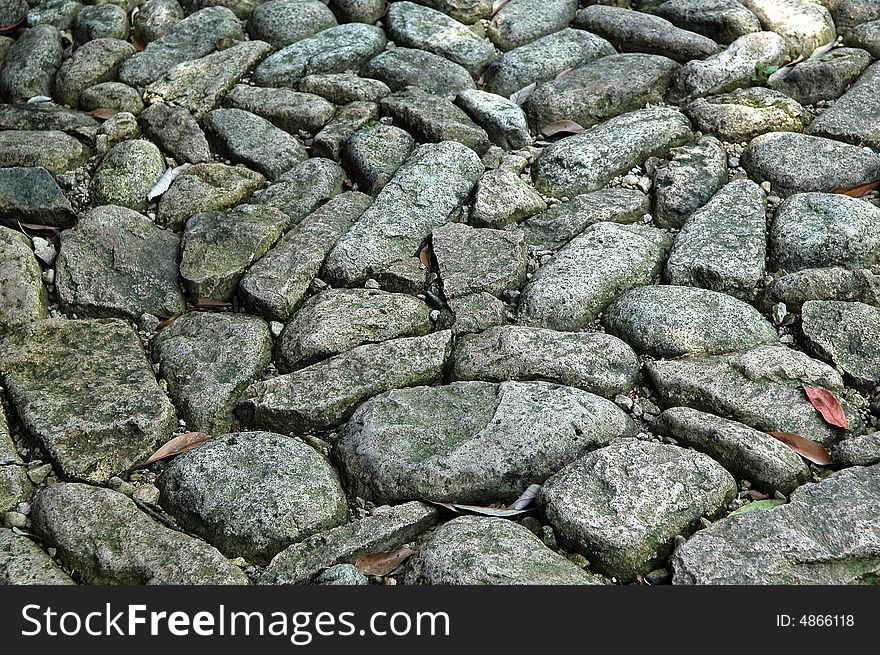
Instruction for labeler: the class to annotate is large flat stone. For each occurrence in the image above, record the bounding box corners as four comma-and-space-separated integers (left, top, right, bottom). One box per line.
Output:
801, 300, 880, 390
0, 226, 47, 333
806, 61, 880, 150
0, 529, 75, 585
653, 136, 728, 230
0, 167, 75, 227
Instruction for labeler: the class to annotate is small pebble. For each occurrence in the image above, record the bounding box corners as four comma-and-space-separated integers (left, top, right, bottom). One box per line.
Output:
771, 302, 788, 326
27, 463, 53, 485
41, 269, 55, 285
3, 511, 28, 530
364, 278, 381, 289
132, 483, 161, 505
614, 394, 633, 411
520, 516, 542, 536
540, 525, 557, 550
269, 321, 284, 338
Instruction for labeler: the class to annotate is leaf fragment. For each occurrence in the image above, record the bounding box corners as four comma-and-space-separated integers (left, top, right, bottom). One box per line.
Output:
541, 120, 586, 137
728, 499, 786, 516
147, 163, 191, 201
491, 0, 510, 16
26, 95, 53, 104
87, 108, 118, 120
831, 177, 880, 197
145, 432, 212, 464
767, 431, 832, 465
355, 545, 416, 576
554, 66, 576, 80
194, 298, 233, 309
418, 244, 433, 270
426, 500, 530, 517
803, 385, 849, 429
509, 82, 536, 106
508, 483, 541, 510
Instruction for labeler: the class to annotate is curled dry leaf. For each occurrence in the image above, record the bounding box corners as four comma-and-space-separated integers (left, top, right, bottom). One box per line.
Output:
509, 82, 536, 106
145, 432, 212, 465
492, 0, 510, 16
156, 311, 184, 331
554, 66, 576, 80
508, 483, 541, 510
355, 544, 416, 576
418, 244, 433, 270
426, 500, 530, 517
541, 120, 586, 137
87, 108, 118, 120
803, 385, 849, 429
831, 177, 880, 198
194, 297, 232, 309
16, 221, 61, 235
767, 431, 832, 465
747, 489, 769, 501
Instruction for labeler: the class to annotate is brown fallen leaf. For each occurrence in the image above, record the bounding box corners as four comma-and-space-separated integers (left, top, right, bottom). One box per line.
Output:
145, 432, 212, 465
355, 545, 416, 576
87, 108, 118, 120
747, 489, 769, 501
831, 177, 880, 198
418, 244, 433, 270
131, 35, 146, 52
15, 221, 61, 235
554, 66, 576, 80
803, 385, 849, 429
509, 82, 536, 106
767, 431, 832, 465
541, 120, 586, 137
156, 312, 184, 331
194, 297, 232, 309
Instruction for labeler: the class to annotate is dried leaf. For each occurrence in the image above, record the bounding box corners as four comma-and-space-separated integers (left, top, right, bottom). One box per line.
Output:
492, 0, 510, 15
87, 108, 118, 120
418, 244, 433, 269
636, 573, 647, 585
156, 312, 184, 331
509, 82, 536, 106
131, 35, 146, 52
541, 120, 586, 137
803, 385, 849, 429
508, 483, 541, 510
15, 221, 61, 235
194, 298, 232, 309
26, 95, 53, 104
355, 545, 416, 576
767, 431, 832, 465
147, 163, 191, 201
831, 177, 880, 198
554, 66, 576, 80
729, 499, 786, 516
747, 489, 769, 501
425, 500, 530, 517
0, 17, 24, 36
145, 432, 212, 465
11, 526, 41, 540
808, 39, 837, 61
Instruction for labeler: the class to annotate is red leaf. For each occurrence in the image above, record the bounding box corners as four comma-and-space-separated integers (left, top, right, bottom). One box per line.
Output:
145, 432, 212, 464
803, 385, 849, 429
355, 545, 415, 576
541, 120, 586, 137
747, 489, 769, 500
194, 297, 232, 309
831, 177, 880, 198
418, 244, 433, 269
87, 108, 118, 120
767, 431, 832, 465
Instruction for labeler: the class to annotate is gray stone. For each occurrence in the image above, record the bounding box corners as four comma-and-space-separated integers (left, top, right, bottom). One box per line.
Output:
203, 108, 308, 180
655, 407, 810, 494
767, 267, 880, 309
0, 0, 26, 29
533, 107, 693, 199
247, 0, 337, 48
574, 4, 719, 63
54, 38, 135, 108
298, 72, 391, 104
770, 193, 880, 272
329, 0, 385, 23
133, 0, 184, 44
0, 24, 62, 103
363, 47, 475, 98
277, 288, 433, 371
806, 61, 880, 150
519, 222, 672, 331
403, 516, 603, 585
484, 28, 615, 99
240, 192, 372, 322
832, 433, 880, 468
72, 4, 128, 43
0, 129, 90, 177
341, 124, 415, 196
448, 292, 507, 335
337, 380, 634, 504
153, 312, 272, 434
263, 501, 437, 584
404, 0, 491, 24
32, 483, 247, 584
156, 163, 265, 230
665, 179, 767, 299
433, 222, 527, 298
139, 103, 211, 165
90, 139, 165, 210
653, 136, 727, 230
451, 326, 639, 398
487, 0, 577, 52
380, 87, 490, 155
539, 439, 737, 581
646, 345, 859, 445
145, 41, 272, 120
314, 564, 369, 585
0, 528, 75, 585
0, 167, 76, 227
471, 168, 545, 228
603, 285, 778, 358
0, 407, 31, 514
0, 319, 177, 482
56, 205, 185, 320
525, 53, 680, 132
769, 47, 872, 106
654, 0, 761, 44
737, 0, 835, 58
224, 84, 336, 134
324, 141, 482, 286
312, 101, 377, 160
521, 188, 650, 251
118, 7, 245, 87
741, 131, 880, 197
455, 89, 531, 151
180, 204, 289, 302
672, 464, 880, 584
80, 82, 145, 115
669, 31, 788, 102
801, 300, 880, 390
0, 227, 48, 333
237, 331, 451, 433
252, 23, 387, 87
386, 1, 496, 76
24, 0, 81, 30
846, 19, 880, 58
827, 0, 880, 34
685, 87, 809, 142
255, 157, 347, 222
0, 103, 99, 137
158, 432, 347, 564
